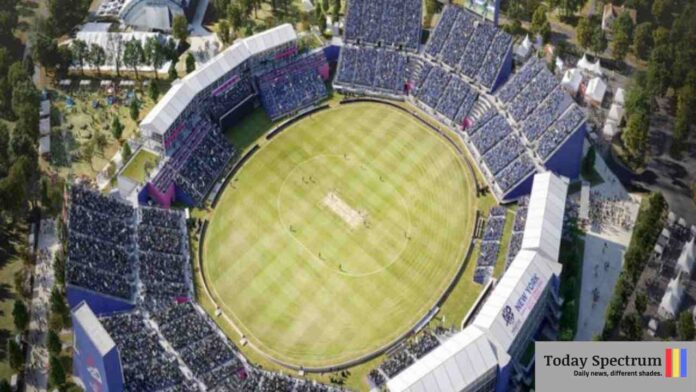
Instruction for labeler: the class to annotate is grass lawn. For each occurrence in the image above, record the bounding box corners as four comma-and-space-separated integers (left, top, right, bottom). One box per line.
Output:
120, 148, 160, 183
223, 108, 275, 154
202, 103, 478, 368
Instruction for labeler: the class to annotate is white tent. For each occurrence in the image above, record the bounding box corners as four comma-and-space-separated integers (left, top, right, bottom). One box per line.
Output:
577, 54, 593, 71
585, 77, 607, 105
301, 0, 314, 12
614, 87, 625, 106
676, 238, 695, 276
514, 35, 533, 60
561, 68, 582, 94
39, 117, 50, 136
608, 103, 624, 123
658, 277, 684, 320
555, 56, 564, 72
603, 122, 619, 138
589, 59, 603, 76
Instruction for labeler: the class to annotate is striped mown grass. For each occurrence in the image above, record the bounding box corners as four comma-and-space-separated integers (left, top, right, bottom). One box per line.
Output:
203, 103, 477, 367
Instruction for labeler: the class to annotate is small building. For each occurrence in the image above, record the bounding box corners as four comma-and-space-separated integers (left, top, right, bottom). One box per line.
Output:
658, 276, 685, 320
585, 77, 607, 106
513, 35, 533, 62
602, 4, 637, 34
561, 68, 582, 95
39, 117, 51, 137
614, 87, 625, 106
607, 103, 624, 124
676, 238, 695, 277
577, 54, 603, 76
40, 99, 50, 118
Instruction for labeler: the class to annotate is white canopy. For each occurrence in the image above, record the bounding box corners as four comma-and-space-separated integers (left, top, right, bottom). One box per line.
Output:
577, 54, 592, 70
614, 87, 625, 106
40, 117, 50, 136
561, 68, 582, 94
521, 172, 569, 262
608, 103, 624, 123
603, 122, 619, 138
555, 56, 565, 71
586, 77, 607, 104
589, 59, 602, 75
658, 277, 684, 320
677, 238, 695, 276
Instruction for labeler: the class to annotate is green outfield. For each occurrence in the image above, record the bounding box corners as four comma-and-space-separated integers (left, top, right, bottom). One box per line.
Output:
202, 103, 477, 367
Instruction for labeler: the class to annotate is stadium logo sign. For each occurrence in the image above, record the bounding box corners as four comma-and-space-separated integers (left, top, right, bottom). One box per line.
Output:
665, 348, 688, 378
502, 306, 514, 326
502, 273, 544, 334
86, 355, 104, 392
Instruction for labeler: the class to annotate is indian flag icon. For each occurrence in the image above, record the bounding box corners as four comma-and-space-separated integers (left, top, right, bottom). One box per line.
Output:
665, 348, 687, 378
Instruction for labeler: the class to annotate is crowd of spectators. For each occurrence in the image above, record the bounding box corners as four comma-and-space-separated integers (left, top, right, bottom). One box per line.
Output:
477, 31, 513, 89
465, 109, 495, 136
496, 58, 544, 103
415, 66, 451, 109
536, 105, 585, 159
458, 23, 497, 79
494, 154, 536, 192
506, 66, 558, 123
469, 115, 514, 155
474, 207, 507, 284
138, 207, 190, 308
506, 197, 529, 270
204, 76, 255, 121
67, 185, 137, 301
344, 0, 421, 50
335, 46, 408, 95
435, 75, 477, 125
520, 87, 570, 142
368, 329, 444, 387
258, 52, 328, 120
100, 312, 190, 392
482, 134, 525, 175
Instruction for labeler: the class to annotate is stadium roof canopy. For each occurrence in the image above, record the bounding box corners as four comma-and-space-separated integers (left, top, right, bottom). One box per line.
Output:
119, 0, 186, 32
386, 326, 497, 392
73, 301, 116, 356
520, 172, 569, 262
141, 24, 297, 137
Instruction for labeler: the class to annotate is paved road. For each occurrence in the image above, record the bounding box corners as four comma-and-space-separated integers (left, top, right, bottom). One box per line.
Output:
24, 219, 59, 392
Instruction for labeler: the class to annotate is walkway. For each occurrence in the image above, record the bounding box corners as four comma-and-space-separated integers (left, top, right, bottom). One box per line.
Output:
575, 152, 640, 340
24, 219, 59, 392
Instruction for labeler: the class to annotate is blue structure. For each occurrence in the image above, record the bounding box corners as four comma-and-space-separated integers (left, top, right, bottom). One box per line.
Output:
67, 286, 134, 317
72, 302, 124, 392
543, 122, 586, 180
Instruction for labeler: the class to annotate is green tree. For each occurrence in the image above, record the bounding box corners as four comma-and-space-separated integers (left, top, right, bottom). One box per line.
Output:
651, 0, 672, 26
111, 116, 124, 140
47, 329, 62, 356
12, 300, 29, 331
612, 27, 631, 62
172, 15, 189, 43
82, 140, 94, 170
677, 310, 695, 340
87, 43, 106, 76
123, 38, 144, 79
0, 379, 10, 392
71, 39, 88, 75
634, 292, 648, 314
168, 62, 178, 81
218, 19, 231, 44
143, 37, 165, 79
49, 354, 66, 387
646, 45, 672, 97
94, 129, 107, 153
228, 4, 244, 32
7, 340, 22, 371
622, 111, 650, 166
53, 250, 65, 286
576, 17, 593, 50
633, 22, 653, 60
185, 52, 196, 74
148, 81, 160, 101
590, 25, 607, 55
531, 5, 551, 43
621, 313, 643, 340
122, 142, 132, 162
129, 98, 140, 121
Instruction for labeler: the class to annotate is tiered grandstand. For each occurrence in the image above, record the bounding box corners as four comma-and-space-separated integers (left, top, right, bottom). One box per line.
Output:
69, 186, 345, 391
334, 4, 585, 203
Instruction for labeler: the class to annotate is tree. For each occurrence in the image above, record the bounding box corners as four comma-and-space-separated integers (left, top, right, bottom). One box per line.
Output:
646, 45, 671, 97
612, 27, 631, 62
47, 330, 62, 356
144, 37, 166, 79
82, 141, 94, 170
94, 129, 107, 153
32, 32, 60, 71
12, 300, 28, 331
123, 38, 144, 79
332, 0, 340, 21
0, 379, 10, 392
111, 116, 124, 140
590, 25, 607, 55
8, 340, 22, 371
621, 313, 643, 340
622, 111, 649, 165
49, 355, 66, 387
71, 39, 88, 75
634, 292, 648, 314
185, 52, 195, 74
218, 19, 231, 44
228, 4, 243, 32
531, 6, 551, 43
633, 22, 653, 60
122, 142, 132, 162
53, 250, 65, 286
50, 287, 68, 318
88, 43, 106, 76
576, 17, 593, 50
677, 310, 695, 340
148, 81, 160, 101
168, 62, 178, 81
172, 15, 189, 43
651, 0, 672, 26
130, 98, 140, 121
0, 122, 9, 175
